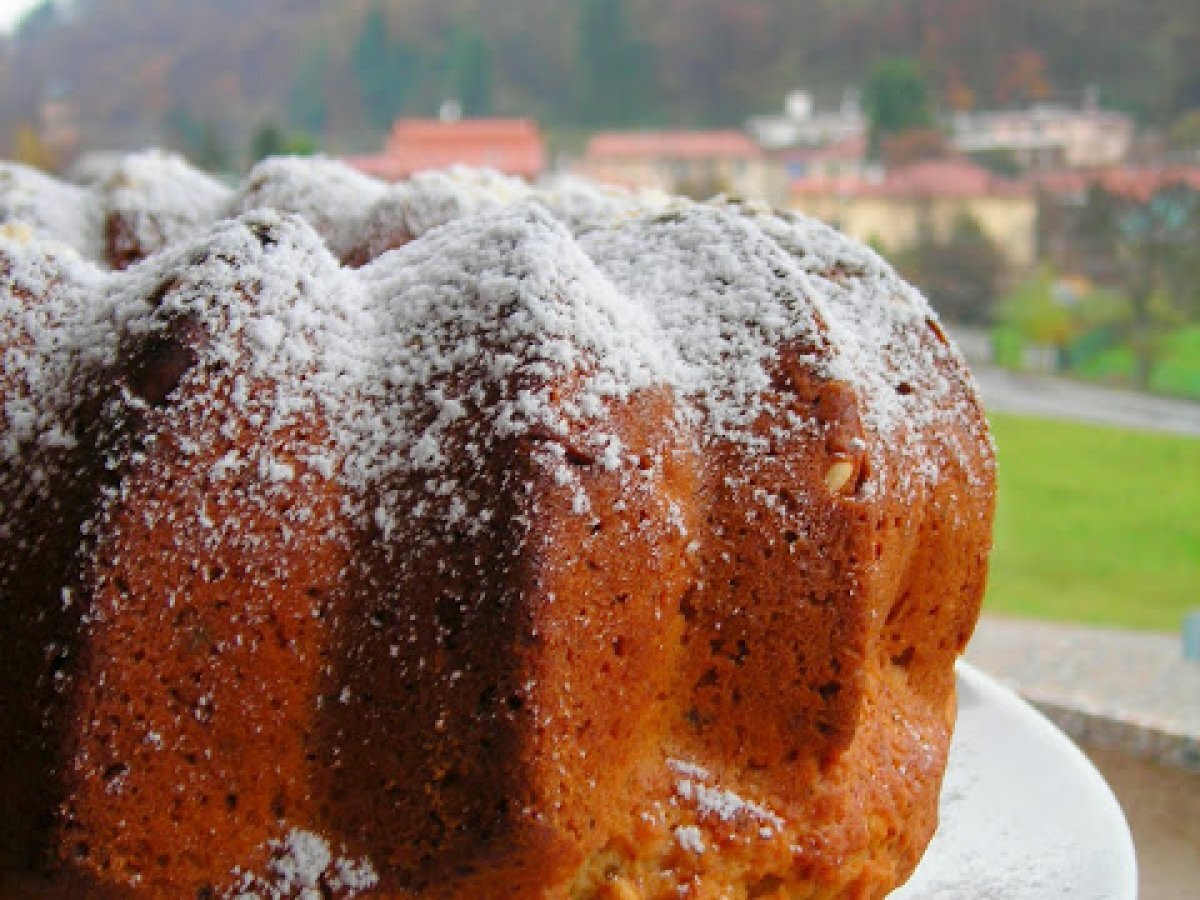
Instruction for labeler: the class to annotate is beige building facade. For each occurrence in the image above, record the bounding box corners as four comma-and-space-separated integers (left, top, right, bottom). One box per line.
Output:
791, 160, 1037, 268
581, 131, 786, 206
951, 104, 1133, 170
796, 192, 1036, 269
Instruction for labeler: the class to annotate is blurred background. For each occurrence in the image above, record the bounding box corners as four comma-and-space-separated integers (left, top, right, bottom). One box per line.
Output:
1, 1, 1198, 893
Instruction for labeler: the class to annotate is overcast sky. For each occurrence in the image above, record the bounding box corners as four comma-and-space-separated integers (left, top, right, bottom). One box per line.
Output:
0, 0, 48, 34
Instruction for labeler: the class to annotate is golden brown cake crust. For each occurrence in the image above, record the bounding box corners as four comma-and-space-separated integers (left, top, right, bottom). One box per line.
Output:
0, 163, 995, 899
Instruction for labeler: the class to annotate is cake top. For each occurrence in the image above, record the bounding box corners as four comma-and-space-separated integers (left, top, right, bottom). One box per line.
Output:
234, 155, 387, 261
0, 160, 102, 262
1, 156, 986, 540
99, 149, 234, 266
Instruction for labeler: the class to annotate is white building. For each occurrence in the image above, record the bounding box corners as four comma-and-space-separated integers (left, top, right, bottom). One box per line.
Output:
951, 101, 1133, 170
746, 89, 866, 150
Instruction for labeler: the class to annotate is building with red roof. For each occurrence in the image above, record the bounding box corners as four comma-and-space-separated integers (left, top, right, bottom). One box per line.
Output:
790, 157, 1036, 267
1032, 166, 1200, 203
580, 130, 785, 204
864, 159, 1028, 198
345, 118, 547, 182
778, 134, 872, 187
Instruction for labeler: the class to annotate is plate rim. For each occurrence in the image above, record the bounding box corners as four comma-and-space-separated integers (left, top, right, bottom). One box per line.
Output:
891, 659, 1138, 898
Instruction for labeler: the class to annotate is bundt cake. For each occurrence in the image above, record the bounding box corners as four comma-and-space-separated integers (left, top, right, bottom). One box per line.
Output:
1, 150, 231, 270
0, 156, 995, 899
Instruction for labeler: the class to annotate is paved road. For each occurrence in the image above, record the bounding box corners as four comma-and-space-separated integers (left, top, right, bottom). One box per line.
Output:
970, 365, 1200, 437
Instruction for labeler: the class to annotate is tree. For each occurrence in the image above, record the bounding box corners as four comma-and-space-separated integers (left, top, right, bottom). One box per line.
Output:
249, 122, 317, 164
942, 76, 976, 112
1117, 186, 1200, 387
353, 6, 423, 130
250, 123, 287, 162
880, 127, 950, 166
353, 7, 395, 128
1168, 110, 1200, 163
577, 0, 647, 125
447, 26, 492, 117
863, 56, 935, 159
1072, 183, 1200, 388
968, 147, 1023, 179
163, 107, 231, 173
163, 105, 230, 172
675, 169, 732, 202
289, 42, 330, 136
994, 48, 1052, 106
164, 106, 203, 159
899, 213, 1008, 326
196, 122, 232, 173
995, 269, 1076, 354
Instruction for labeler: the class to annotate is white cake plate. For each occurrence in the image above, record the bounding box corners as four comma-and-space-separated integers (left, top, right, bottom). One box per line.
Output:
890, 661, 1137, 899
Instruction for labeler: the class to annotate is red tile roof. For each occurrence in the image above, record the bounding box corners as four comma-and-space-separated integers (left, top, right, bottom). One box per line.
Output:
585, 130, 762, 161
790, 175, 874, 195
346, 118, 546, 181
790, 158, 1027, 199
1033, 166, 1200, 202
873, 159, 1026, 197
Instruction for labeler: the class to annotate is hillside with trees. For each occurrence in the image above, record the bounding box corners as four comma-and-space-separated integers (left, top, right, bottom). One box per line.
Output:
0, 0, 1197, 165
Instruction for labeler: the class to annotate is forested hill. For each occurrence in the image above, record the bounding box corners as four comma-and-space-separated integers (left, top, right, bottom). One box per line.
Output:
1, 0, 1197, 159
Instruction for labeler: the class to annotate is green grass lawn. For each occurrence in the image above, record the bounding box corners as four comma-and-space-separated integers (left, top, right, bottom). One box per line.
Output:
984, 413, 1200, 631
1151, 326, 1200, 399
1072, 325, 1200, 399
990, 324, 1200, 401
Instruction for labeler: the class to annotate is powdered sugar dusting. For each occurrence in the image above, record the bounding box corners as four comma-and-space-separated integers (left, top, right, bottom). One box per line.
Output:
0, 161, 103, 261
667, 758, 785, 841
580, 201, 831, 447
1, 209, 370, 571
536, 172, 672, 234
674, 825, 706, 855
2, 198, 672, 544
0, 230, 106, 460
343, 202, 670, 526
229, 828, 377, 899
746, 205, 979, 485
1, 162, 982, 555
344, 167, 669, 260
389, 165, 526, 234
108, 211, 369, 409
232, 156, 386, 261
100, 149, 233, 262
0, 157, 983, 495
